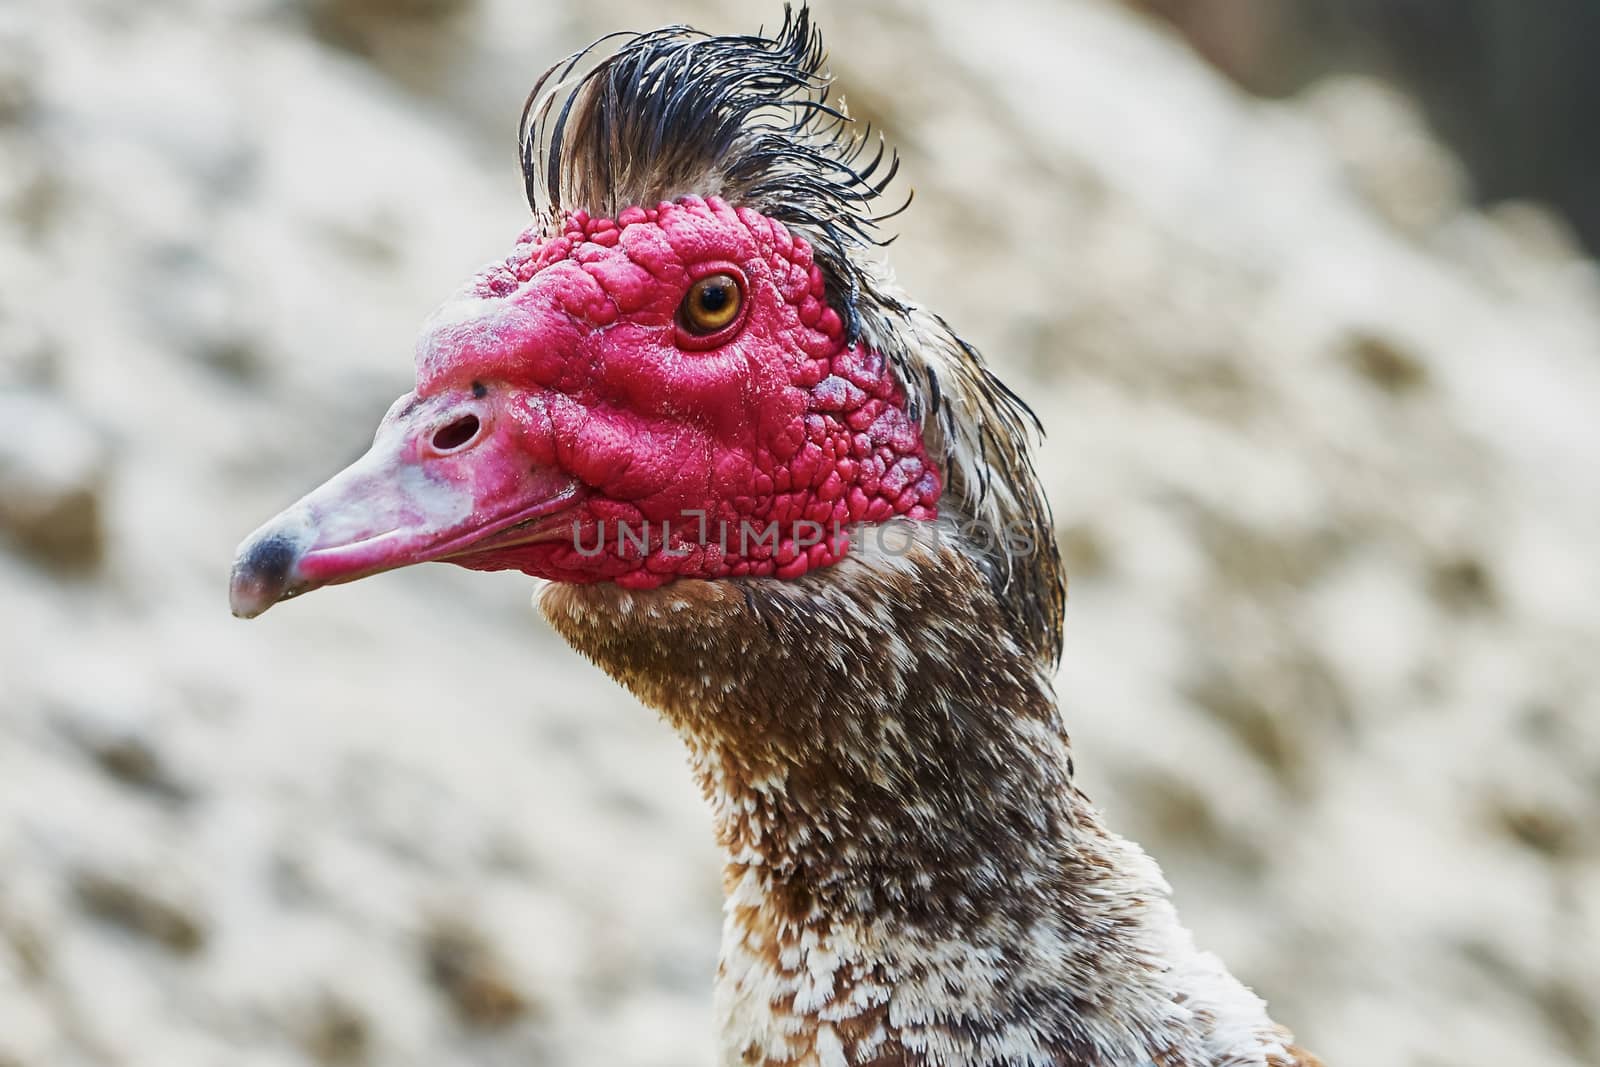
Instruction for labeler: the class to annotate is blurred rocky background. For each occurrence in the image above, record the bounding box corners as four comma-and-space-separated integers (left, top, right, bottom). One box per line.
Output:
1, 1, 1597, 1065
1132, 0, 1600, 255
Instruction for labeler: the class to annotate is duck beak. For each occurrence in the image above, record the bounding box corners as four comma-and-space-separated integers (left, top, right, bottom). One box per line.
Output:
229, 388, 576, 619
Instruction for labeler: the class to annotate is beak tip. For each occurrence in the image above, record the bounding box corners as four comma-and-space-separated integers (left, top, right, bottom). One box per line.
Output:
228, 531, 304, 619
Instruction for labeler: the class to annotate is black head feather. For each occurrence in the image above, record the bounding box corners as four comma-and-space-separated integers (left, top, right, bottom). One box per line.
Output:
520, 4, 901, 341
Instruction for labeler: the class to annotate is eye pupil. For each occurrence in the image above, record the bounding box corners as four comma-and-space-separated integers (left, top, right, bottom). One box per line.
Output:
698, 285, 728, 311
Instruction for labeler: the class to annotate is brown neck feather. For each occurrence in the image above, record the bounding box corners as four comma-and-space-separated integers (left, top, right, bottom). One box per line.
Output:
544, 522, 1069, 911
541, 521, 1297, 1067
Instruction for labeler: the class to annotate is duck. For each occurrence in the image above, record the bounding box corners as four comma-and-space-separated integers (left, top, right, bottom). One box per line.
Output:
229, 7, 1322, 1065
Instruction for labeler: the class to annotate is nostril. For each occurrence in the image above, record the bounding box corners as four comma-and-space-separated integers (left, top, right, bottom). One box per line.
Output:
431, 414, 481, 452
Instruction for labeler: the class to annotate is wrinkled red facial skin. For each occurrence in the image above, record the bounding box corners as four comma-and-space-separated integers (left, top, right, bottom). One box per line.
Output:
423, 195, 940, 588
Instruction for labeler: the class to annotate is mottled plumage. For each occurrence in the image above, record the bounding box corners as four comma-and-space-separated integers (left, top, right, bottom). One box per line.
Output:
546, 524, 1314, 1066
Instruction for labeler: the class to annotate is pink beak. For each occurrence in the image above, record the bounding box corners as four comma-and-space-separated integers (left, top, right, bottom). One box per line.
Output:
229, 386, 577, 618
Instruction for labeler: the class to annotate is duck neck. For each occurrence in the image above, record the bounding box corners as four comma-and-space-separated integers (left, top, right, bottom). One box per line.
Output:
541, 522, 1284, 1067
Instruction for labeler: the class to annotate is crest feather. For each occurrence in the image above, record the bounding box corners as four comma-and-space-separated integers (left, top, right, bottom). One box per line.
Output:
520, 4, 894, 337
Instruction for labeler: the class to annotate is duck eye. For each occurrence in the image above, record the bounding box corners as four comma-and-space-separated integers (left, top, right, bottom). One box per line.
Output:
679, 273, 743, 335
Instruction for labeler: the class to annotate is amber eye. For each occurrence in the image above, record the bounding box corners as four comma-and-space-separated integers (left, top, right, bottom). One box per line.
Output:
679, 273, 743, 335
